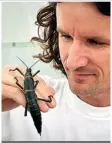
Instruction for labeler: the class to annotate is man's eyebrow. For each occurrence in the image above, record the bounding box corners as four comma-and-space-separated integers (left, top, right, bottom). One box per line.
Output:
57, 28, 69, 34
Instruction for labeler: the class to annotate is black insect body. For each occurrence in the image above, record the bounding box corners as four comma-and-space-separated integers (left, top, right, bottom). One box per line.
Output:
9, 57, 53, 135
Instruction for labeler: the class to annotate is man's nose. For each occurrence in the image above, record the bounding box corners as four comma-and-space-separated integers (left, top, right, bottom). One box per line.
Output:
66, 41, 89, 71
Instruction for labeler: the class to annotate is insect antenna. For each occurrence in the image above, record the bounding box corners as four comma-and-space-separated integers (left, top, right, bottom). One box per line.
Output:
29, 59, 40, 69
17, 56, 28, 68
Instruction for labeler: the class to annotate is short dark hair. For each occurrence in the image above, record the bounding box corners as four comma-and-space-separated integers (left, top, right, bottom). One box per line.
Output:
31, 2, 110, 75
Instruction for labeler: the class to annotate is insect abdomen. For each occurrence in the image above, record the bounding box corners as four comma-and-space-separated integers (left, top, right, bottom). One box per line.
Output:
26, 91, 40, 116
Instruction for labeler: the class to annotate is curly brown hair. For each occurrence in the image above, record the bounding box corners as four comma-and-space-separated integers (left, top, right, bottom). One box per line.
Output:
31, 2, 110, 75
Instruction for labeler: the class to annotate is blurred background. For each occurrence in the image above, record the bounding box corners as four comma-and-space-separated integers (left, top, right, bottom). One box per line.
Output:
2, 2, 64, 78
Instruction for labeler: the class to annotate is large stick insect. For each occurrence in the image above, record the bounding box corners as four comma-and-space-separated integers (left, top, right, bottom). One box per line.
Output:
9, 57, 53, 135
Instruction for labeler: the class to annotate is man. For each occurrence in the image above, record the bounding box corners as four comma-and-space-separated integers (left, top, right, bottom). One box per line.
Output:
2, 2, 110, 141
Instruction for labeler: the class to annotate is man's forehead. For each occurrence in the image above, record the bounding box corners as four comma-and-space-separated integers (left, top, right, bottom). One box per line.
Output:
56, 3, 110, 42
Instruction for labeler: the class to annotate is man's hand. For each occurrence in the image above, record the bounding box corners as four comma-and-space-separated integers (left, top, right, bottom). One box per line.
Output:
2, 65, 56, 112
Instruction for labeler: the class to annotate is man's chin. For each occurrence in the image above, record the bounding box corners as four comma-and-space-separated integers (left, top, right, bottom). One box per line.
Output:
69, 82, 99, 97
69, 83, 109, 98
70, 87, 90, 97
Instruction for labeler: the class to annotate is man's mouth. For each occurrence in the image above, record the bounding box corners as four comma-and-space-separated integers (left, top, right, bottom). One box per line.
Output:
73, 73, 96, 79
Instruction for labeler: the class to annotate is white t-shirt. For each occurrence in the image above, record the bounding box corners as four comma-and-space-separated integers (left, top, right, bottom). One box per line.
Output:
2, 76, 110, 141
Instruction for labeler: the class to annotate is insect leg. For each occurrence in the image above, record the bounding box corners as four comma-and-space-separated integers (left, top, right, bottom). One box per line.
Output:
24, 102, 28, 116
14, 77, 24, 90
24, 94, 29, 116
34, 80, 39, 88
37, 95, 53, 103
47, 95, 53, 102
14, 77, 29, 116
33, 70, 40, 77
9, 68, 24, 76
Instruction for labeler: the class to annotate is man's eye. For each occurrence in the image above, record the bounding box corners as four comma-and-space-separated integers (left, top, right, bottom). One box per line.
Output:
60, 34, 73, 40
87, 39, 105, 46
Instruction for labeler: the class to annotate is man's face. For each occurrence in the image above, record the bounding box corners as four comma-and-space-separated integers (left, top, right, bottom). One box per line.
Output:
56, 2, 110, 97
